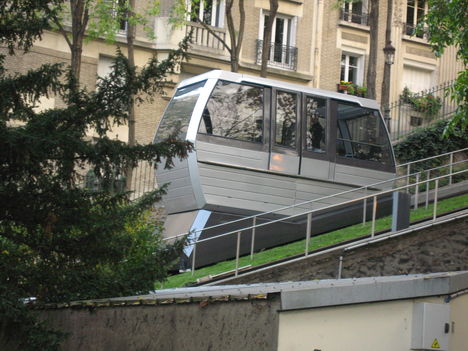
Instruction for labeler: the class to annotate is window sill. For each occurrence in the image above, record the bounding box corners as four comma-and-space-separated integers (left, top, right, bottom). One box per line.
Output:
402, 35, 431, 46
338, 20, 370, 32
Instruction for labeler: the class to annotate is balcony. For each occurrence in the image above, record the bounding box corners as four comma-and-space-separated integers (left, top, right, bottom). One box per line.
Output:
186, 22, 227, 52
256, 39, 298, 71
339, 8, 368, 26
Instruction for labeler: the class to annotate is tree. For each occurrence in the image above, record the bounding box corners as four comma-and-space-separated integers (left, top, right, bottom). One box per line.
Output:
173, 0, 246, 72
260, 0, 278, 78
421, 0, 467, 135
173, 0, 278, 76
0, 7, 192, 350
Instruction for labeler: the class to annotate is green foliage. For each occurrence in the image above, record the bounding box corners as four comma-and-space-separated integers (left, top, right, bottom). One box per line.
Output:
400, 87, 442, 117
0, 20, 192, 351
393, 120, 468, 171
87, 0, 161, 42
420, 0, 468, 135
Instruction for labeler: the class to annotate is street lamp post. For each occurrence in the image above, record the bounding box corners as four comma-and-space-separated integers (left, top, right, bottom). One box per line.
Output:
382, 41, 395, 132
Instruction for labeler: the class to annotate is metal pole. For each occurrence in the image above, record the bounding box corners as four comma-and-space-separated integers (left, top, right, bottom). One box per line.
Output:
425, 170, 430, 209
433, 179, 439, 221
406, 164, 411, 191
305, 213, 312, 256
338, 256, 343, 279
371, 195, 377, 238
362, 187, 367, 225
250, 217, 256, 260
191, 242, 197, 276
414, 173, 420, 209
235, 231, 241, 277
449, 152, 454, 185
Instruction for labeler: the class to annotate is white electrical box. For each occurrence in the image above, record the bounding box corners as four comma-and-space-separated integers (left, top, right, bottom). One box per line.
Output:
411, 303, 450, 350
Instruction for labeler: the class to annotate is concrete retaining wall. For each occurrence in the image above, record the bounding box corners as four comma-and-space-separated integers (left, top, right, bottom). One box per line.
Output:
39, 294, 280, 351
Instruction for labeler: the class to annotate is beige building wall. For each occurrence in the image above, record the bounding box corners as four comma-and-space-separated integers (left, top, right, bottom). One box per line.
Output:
278, 295, 468, 351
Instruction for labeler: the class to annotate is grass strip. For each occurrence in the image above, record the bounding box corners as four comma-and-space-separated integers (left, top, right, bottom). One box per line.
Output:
157, 193, 467, 289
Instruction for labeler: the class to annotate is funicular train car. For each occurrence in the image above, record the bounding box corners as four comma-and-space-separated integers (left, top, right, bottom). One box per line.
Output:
153, 70, 396, 268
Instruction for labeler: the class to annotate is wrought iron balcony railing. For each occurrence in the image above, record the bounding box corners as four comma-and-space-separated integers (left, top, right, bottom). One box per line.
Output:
403, 23, 429, 39
256, 40, 297, 71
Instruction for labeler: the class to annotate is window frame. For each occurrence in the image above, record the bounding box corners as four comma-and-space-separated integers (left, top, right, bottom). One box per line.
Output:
341, 0, 369, 25
187, 0, 225, 28
340, 53, 364, 86
258, 10, 298, 70
405, 0, 428, 38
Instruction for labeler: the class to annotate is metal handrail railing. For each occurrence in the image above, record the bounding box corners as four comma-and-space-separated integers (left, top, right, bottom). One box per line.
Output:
189, 167, 467, 276
163, 147, 468, 243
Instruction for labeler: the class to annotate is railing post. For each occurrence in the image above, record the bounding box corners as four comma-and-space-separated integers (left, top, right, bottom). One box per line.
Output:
337, 256, 343, 279
371, 195, 377, 238
406, 164, 411, 191
250, 217, 256, 260
414, 173, 420, 209
362, 187, 367, 225
449, 152, 454, 185
433, 179, 439, 221
235, 231, 241, 277
425, 170, 431, 209
191, 242, 197, 276
305, 213, 312, 256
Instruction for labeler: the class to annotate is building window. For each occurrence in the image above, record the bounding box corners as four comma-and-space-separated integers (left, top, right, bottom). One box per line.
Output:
405, 0, 427, 38
104, 0, 127, 32
189, 0, 225, 27
340, 0, 368, 25
256, 12, 298, 70
340, 54, 363, 85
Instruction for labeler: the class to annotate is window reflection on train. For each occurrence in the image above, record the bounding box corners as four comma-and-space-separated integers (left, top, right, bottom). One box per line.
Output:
155, 81, 206, 143
306, 96, 327, 153
336, 103, 392, 165
199, 81, 264, 143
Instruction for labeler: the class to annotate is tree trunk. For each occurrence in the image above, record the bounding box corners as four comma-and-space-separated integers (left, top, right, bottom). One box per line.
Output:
125, 0, 137, 191
225, 0, 245, 72
366, 0, 379, 100
260, 0, 278, 78
69, 0, 88, 82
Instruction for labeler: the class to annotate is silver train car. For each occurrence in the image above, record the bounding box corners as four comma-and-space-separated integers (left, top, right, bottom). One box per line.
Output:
154, 70, 396, 267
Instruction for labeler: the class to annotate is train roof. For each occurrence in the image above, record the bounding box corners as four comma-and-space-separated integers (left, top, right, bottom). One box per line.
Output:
177, 70, 381, 111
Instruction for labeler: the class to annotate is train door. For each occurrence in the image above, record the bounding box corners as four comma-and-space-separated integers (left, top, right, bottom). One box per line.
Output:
299, 94, 332, 180
269, 88, 301, 175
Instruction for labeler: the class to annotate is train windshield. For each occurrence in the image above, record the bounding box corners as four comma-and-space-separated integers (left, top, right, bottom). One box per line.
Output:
154, 81, 206, 142
336, 103, 393, 166
198, 80, 264, 143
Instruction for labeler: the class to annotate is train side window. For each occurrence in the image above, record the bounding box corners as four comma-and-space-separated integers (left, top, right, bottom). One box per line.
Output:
305, 96, 327, 153
198, 81, 264, 143
275, 91, 297, 148
336, 103, 392, 165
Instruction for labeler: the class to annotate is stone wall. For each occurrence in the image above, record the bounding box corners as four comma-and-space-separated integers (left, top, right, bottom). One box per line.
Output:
39, 294, 280, 351
221, 216, 468, 284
